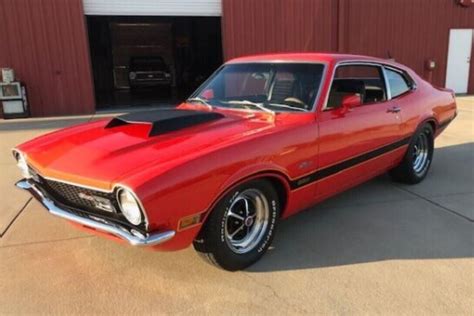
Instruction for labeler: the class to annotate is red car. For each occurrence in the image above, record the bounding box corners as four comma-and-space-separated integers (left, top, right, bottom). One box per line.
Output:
14, 53, 457, 271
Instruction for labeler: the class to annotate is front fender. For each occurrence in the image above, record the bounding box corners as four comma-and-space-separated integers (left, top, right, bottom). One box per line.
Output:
146, 168, 292, 252
122, 120, 318, 251
217, 162, 290, 195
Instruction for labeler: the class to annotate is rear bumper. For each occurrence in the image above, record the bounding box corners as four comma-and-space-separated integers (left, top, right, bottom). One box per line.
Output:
15, 179, 175, 247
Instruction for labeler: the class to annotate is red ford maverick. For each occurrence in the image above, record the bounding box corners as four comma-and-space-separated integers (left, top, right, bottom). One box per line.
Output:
14, 53, 457, 270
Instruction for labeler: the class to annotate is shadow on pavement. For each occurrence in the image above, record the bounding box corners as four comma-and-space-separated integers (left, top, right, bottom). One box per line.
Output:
248, 142, 474, 272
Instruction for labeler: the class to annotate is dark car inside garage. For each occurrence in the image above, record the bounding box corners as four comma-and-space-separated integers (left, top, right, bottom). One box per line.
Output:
87, 16, 222, 109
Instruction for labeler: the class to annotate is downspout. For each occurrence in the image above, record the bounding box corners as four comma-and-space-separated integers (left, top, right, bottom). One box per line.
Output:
337, 0, 346, 53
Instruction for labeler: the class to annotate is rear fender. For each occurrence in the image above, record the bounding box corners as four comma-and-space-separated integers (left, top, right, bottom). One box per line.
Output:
417, 116, 439, 134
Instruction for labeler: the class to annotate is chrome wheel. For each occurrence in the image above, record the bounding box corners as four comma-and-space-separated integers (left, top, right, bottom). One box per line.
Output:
224, 188, 270, 254
412, 132, 429, 174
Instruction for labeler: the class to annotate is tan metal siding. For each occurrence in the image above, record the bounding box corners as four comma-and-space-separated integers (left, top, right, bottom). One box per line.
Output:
0, 0, 94, 117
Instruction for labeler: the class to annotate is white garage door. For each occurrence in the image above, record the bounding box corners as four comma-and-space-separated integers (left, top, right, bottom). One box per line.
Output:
83, 0, 221, 16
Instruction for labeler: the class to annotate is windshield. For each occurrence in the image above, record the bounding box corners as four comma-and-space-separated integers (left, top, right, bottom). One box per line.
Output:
189, 63, 325, 112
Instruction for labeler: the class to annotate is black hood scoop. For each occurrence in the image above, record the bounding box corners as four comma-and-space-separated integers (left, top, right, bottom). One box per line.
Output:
105, 109, 224, 137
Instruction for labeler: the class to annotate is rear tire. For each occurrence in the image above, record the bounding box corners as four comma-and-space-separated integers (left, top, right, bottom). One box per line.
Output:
389, 124, 434, 184
193, 179, 280, 271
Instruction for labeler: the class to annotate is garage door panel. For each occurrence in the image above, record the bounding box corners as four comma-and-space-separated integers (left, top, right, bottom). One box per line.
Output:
83, 0, 221, 16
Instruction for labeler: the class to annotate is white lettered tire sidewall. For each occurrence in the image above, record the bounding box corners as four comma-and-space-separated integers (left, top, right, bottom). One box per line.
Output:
194, 179, 280, 271
219, 188, 278, 253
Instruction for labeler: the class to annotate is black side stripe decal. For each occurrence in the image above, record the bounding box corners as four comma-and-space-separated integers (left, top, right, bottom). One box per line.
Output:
290, 136, 412, 189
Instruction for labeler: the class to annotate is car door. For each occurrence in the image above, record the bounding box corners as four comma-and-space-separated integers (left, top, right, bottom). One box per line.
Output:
313, 63, 405, 200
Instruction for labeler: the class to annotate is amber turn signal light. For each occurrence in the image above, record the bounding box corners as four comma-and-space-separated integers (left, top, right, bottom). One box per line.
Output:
178, 214, 202, 230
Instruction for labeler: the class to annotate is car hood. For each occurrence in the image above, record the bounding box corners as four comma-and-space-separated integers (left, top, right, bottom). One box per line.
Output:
17, 108, 276, 190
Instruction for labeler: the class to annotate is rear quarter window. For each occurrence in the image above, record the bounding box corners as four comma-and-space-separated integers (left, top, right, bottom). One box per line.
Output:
386, 69, 411, 98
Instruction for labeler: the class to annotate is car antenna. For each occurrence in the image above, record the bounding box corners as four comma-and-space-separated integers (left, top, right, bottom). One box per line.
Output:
387, 50, 395, 61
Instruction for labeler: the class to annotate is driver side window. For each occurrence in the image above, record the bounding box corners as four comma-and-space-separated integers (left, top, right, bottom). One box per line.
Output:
326, 65, 387, 109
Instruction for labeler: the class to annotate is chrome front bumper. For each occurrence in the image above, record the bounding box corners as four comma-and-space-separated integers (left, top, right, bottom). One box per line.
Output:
15, 179, 175, 246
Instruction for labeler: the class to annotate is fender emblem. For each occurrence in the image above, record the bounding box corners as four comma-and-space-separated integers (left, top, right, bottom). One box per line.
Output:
298, 161, 313, 169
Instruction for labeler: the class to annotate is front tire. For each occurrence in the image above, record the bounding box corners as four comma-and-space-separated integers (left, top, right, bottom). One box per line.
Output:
193, 179, 280, 271
389, 124, 434, 184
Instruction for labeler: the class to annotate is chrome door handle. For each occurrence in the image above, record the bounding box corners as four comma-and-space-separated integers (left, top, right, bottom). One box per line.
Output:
387, 106, 401, 113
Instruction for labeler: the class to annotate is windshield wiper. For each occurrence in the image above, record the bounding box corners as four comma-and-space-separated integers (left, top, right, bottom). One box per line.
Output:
267, 102, 308, 112
225, 100, 274, 114
187, 97, 212, 108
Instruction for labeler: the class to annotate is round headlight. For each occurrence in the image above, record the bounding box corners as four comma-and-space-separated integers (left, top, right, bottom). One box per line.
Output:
129, 72, 137, 80
117, 188, 142, 225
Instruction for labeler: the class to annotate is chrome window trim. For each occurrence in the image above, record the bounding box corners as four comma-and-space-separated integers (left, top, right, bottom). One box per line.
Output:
191, 61, 329, 113
227, 60, 330, 64
188, 64, 225, 100
383, 66, 417, 99
311, 62, 329, 112
382, 66, 392, 100
383, 65, 417, 89
321, 61, 390, 111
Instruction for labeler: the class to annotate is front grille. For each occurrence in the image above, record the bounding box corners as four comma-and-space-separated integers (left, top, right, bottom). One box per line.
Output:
41, 177, 118, 213
136, 71, 165, 80
28, 168, 147, 233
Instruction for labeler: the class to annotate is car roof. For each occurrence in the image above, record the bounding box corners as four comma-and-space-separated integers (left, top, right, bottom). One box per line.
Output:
226, 52, 404, 68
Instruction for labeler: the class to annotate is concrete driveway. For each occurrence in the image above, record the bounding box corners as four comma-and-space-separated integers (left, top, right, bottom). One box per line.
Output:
1, 99, 473, 314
